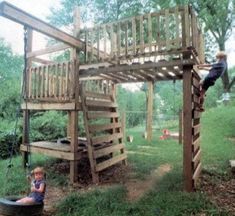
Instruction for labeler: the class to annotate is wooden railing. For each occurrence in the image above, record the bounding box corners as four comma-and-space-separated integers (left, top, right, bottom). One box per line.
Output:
24, 60, 78, 101
80, 5, 204, 64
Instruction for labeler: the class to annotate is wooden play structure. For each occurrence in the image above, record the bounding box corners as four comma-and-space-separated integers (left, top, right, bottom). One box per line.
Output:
0, 2, 204, 192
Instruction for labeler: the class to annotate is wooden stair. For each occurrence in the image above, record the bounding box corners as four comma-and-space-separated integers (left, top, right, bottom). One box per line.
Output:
80, 87, 127, 183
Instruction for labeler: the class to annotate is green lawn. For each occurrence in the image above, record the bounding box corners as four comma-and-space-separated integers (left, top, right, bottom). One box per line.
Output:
0, 105, 235, 215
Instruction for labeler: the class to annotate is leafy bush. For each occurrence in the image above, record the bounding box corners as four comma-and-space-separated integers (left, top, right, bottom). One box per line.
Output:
30, 111, 67, 141
0, 119, 21, 159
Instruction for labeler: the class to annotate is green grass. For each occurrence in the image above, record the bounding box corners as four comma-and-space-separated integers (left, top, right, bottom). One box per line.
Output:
1, 105, 235, 215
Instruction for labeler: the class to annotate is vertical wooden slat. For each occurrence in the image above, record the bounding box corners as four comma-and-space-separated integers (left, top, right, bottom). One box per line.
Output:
140, 16, 144, 53
147, 81, 153, 141
45, 65, 49, 98
147, 13, 152, 53
41, 66, 45, 98
183, 65, 193, 192
103, 25, 107, 59
191, 9, 196, 50
97, 26, 100, 61
90, 29, 94, 63
28, 68, 32, 98
165, 9, 170, 50
175, 6, 180, 48
156, 14, 160, 51
184, 5, 190, 48
65, 62, 69, 99
179, 109, 183, 144
35, 67, 39, 98
85, 29, 88, 63
47, 65, 50, 97
125, 21, 128, 56
132, 18, 136, 55
59, 63, 64, 99
55, 64, 59, 98
117, 22, 121, 58
110, 24, 114, 60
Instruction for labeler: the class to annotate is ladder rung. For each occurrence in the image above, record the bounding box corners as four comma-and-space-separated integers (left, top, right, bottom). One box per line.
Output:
89, 122, 122, 133
96, 153, 127, 172
94, 143, 125, 159
88, 112, 119, 120
92, 132, 123, 145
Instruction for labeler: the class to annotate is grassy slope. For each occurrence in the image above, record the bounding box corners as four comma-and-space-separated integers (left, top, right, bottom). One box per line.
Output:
0, 105, 235, 215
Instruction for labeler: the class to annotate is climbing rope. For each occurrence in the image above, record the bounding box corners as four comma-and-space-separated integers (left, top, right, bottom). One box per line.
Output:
5, 26, 31, 178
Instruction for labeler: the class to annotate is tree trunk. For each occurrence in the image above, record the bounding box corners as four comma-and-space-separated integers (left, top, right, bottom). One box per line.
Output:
218, 41, 230, 92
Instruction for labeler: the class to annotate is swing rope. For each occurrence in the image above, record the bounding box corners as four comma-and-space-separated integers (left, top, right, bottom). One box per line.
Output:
5, 26, 31, 178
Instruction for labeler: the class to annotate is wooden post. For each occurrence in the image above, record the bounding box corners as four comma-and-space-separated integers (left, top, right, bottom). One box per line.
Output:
179, 109, 183, 144
69, 111, 78, 183
121, 112, 126, 142
147, 81, 153, 141
22, 27, 33, 168
183, 65, 193, 192
68, 6, 80, 184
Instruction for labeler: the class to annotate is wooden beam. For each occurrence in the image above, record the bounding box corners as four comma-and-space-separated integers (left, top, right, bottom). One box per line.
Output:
183, 65, 193, 192
147, 81, 153, 141
0, 1, 84, 49
32, 57, 55, 65
27, 44, 70, 58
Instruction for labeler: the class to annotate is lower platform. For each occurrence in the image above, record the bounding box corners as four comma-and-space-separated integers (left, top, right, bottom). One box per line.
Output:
20, 140, 87, 160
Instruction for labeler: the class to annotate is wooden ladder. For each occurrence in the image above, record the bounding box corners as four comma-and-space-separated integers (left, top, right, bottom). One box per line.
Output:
80, 86, 127, 183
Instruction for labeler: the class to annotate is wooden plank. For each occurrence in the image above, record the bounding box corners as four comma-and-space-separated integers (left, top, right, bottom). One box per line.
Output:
193, 110, 201, 119
32, 57, 55, 65
94, 143, 125, 159
92, 132, 123, 145
89, 122, 121, 133
96, 153, 127, 172
88, 112, 119, 120
156, 14, 160, 51
0, 2, 84, 49
20, 144, 81, 160
193, 149, 201, 168
21, 102, 79, 110
193, 162, 202, 181
192, 76, 200, 88
86, 100, 117, 108
183, 66, 193, 192
193, 136, 200, 152
192, 124, 200, 136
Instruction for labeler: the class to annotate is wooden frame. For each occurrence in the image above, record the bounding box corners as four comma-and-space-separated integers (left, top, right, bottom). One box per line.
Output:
0, 3, 203, 190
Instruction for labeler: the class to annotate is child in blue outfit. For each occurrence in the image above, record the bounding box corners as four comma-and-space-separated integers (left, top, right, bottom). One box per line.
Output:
17, 167, 46, 204
197, 51, 227, 111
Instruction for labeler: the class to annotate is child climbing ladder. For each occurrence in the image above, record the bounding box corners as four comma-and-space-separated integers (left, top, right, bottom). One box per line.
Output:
197, 51, 227, 112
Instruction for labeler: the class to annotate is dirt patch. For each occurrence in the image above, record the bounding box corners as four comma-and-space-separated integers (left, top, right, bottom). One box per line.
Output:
200, 171, 235, 215
124, 164, 172, 201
